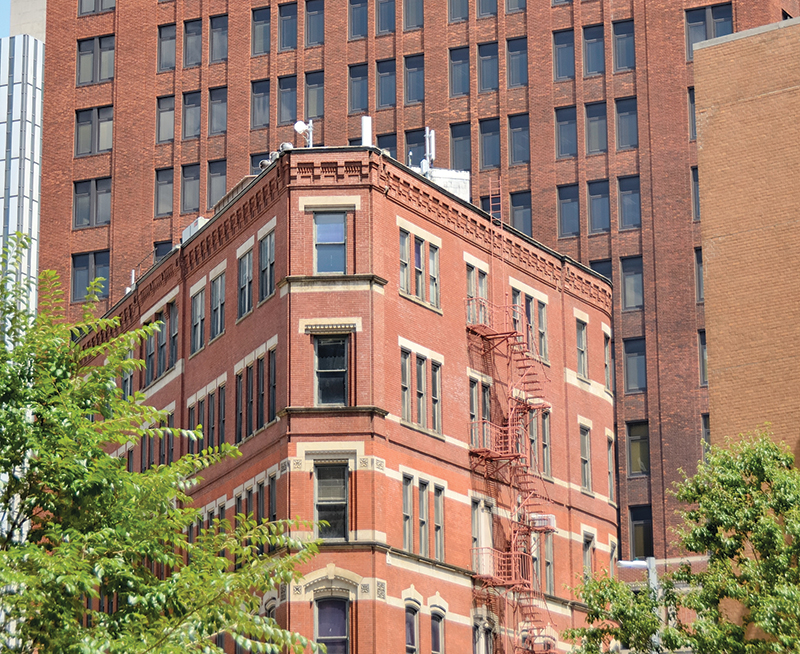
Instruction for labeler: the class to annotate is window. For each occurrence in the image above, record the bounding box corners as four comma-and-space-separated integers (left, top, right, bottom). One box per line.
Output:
279, 76, 297, 124
209, 88, 227, 135
405, 129, 425, 166
251, 153, 269, 174
580, 425, 592, 491
349, 64, 368, 114
556, 106, 577, 158
510, 191, 531, 237
508, 0, 525, 10
544, 532, 554, 594
305, 0, 325, 46
405, 0, 423, 29
688, 87, 696, 140
405, 55, 424, 104
145, 329, 156, 387
316, 336, 348, 405
478, 43, 498, 92
418, 480, 429, 557
259, 231, 276, 302
184, 20, 202, 67
616, 98, 638, 149
480, 118, 500, 169
158, 25, 176, 71
583, 534, 595, 579
558, 184, 579, 237
591, 259, 612, 279
431, 613, 444, 654
537, 411, 551, 475
156, 310, 169, 376
448, 48, 470, 99
279, 3, 298, 50
478, 0, 497, 17
155, 96, 175, 144
253, 8, 271, 54
208, 161, 227, 208
246, 364, 255, 437
315, 212, 346, 274
302, 71, 324, 119
402, 475, 413, 549
621, 257, 643, 310
433, 485, 444, 561
450, 123, 471, 172
695, 248, 704, 302
238, 250, 253, 318
692, 166, 701, 220
698, 330, 707, 386
538, 302, 548, 362
586, 102, 607, 154
506, 38, 528, 89
75, 107, 113, 156
576, 320, 588, 378
604, 334, 612, 391
191, 289, 205, 354
613, 20, 635, 71
628, 422, 649, 475
181, 164, 200, 213
406, 606, 419, 653
503, 114, 530, 168
78, 0, 115, 15
378, 0, 395, 34
247, 80, 270, 129
316, 463, 348, 539
77, 36, 114, 85
588, 180, 610, 233
210, 15, 228, 62
429, 245, 440, 308
630, 506, 654, 559
400, 349, 412, 420
317, 599, 349, 651
183, 92, 201, 139
210, 273, 225, 339
72, 250, 109, 301
624, 338, 646, 393
349, 0, 368, 38
607, 438, 615, 502
416, 356, 427, 428
377, 60, 396, 108
235, 372, 244, 442
701, 414, 710, 459
469, 378, 492, 448
619, 176, 641, 228
450, 0, 468, 22
169, 302, 179, 367
121, 351, 133, 400
466, 264, 488, 325
74, 178, 111, 228
686, 4, 732, 60
155, 169, 173, 217
554, 30, 575, 81
584, 25, 604, 76
378, 133, 397, 159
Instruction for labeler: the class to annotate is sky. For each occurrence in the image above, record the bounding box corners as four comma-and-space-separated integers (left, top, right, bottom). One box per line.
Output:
0, 0, 8, 38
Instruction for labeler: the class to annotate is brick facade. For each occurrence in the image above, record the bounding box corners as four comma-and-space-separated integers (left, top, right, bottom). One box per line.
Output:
91, 148, 616, 652
695, 18, 800, 453
40, 0, 793, 565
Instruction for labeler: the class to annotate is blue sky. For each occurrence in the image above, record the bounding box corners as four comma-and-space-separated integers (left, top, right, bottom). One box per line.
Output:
0, 0, 9, 38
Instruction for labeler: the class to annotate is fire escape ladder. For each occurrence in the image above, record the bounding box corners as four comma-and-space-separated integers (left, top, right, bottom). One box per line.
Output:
488, 176, 503, 223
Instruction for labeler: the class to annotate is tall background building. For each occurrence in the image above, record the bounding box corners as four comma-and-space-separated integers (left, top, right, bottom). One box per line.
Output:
38, 0, 793, 567
1, 0, 44, 306
694, 17, 800, 454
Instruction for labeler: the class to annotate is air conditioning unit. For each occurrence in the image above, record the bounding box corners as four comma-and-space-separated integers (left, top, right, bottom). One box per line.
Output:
181, 216, 209, 243
530, 514, 557, 531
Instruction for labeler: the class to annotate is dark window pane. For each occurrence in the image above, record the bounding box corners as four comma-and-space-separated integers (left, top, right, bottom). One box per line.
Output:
621, 257, 643, 310
405, 55, 424, 104
183, 92, 201, 139
449, 0, 468, 22
349, 64, 368, 113
279, 76, 297, 123
253, 8, 271, 55
306, 71, 324, 119
158, 25, 176, 71
377, 60, 396, 108
586, 102, 607, 154
558, 184, 579, 237
478, 43, 498, 92
619, 176, 641, 228
614, 20, 635, 70
583, 25, 604, 76
252, 80, 270, 128
556, 106, 577, 158
480, 118, 499, 169
306, 0, 325, 46
405, 129, 425, 166
405, 0, 423, 29
378, 133, 397, 159
449, 47, 470, 97
554, 30, 575, 80
478, 0, 497, 17
588, 180, 610, 233
510, 191, 531, 237
450, 122, 471, 172
184, 20, 202, 67
350, 0, 368, 38
507, 38, 527, 88
378, 0, 395, 33
210, 15, 228, 62
616, 97, 638, 149
279, 3, 298, 50
509, 114, 529, 165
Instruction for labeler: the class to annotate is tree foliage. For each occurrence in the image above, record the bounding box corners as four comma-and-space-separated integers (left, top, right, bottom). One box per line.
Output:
0, 236, 321, 653
567, 430, 800, 654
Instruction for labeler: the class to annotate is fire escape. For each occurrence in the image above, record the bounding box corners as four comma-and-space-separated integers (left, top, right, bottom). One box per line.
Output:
466, 285, 557, 654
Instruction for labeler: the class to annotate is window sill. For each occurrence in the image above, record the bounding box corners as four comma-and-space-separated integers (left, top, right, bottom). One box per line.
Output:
76, 79, 113, 88
619, 224, 642, 231
621, 307, 643, 313
617, 146, 639, 152
72, 223, 110, 231
399, 291, 442, 315
558, 233, 580, 239
583, 72, 604, 79
541, 474, 554, 483
613, 67, 635, 75
589, 230, 611, 236
576, 374, 591, 386
235, 309, 254, 325
627, 473, 650, 480
71, 296, 110, 305
142, 364, 177, 390
580, 488, 595, 498
348, 35, 367, 42
554, 77, 576, 83
556, 154, 577, 161
209, 58, 228, 65
624, 389, 647, 395
208, 330, 225, 346
74, 151, 112, 160
181, 136, 200, 142
188, 346, 205, 360
586, 150, 608, 157
156, 139, 174, 146
251, 125, 270, 132
400, 419, 444, 442
257, 291, 276, 308
157, 67, 176, 74
479, 88, 499, 94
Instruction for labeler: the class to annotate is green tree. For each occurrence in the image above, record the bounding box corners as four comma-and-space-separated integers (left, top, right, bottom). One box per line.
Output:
567, 430, 800, 654
0, 236, 320, 653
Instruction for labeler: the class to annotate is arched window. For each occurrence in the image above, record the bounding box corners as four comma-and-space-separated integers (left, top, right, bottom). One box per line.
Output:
431, 612, 444, 654
405, 605, 418, 654
317, 598, 349, 654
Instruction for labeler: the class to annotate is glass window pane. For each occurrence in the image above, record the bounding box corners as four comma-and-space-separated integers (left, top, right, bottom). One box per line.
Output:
509, 114, 529, 164
554, 30, 575, 80
588, 180, 610, 233
583, 25, 604, 75
252, 80, 270, 128
318, 599, 347, 637
306, 0, 325, 45
556, 106, 577, 158
184, 20, 202, 67
349, 64, 368, 113
614, 20, 635, 70
280, 3, 298, 50
378, 0, 395, 33
586, 102, 607, 154
159, 25, 176, 70
558, 184, 579, 237
210, 15, 228, 62
279, 76, 297, 123
450, 122, 471, 172
183, 92, 201, 139
96, 178, 111, 224
449, 0, 468, 22
450, 47, 470, 97
350, 0, 368, 38
510, 191, 531, 237
619, 176, 641, 228
74, 182, 91, 227
377, 60, 396, 108
253, 8, 271, 54
478, 43, 498, 92
507, 38, 527, 88
621, 257, 643, 309
617, 98, 638, 149
405, 55, 424, 104
480, 118, 499, 169
405, 0, 423, 29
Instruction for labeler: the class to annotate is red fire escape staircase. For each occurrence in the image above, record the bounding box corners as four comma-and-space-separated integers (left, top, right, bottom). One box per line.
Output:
466, 298, 557, 654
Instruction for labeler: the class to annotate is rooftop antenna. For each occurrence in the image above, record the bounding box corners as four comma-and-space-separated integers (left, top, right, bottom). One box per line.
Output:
294, 120, 313, 147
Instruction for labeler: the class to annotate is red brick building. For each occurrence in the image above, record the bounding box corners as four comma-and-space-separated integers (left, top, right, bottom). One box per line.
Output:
96, 147, 615, 652
39, 0, 795, 565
